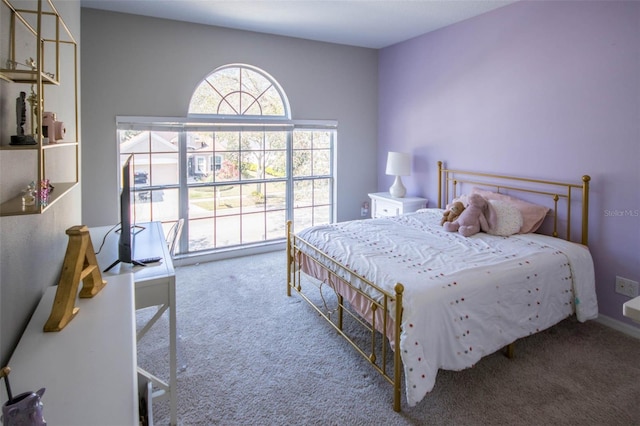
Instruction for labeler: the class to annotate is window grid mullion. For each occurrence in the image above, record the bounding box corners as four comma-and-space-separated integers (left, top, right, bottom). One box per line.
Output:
117, 63, 335, 256
178, 131, 189, 255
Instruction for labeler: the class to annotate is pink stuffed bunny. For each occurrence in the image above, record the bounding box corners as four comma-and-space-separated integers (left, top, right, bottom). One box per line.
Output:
443, 193, 490, 237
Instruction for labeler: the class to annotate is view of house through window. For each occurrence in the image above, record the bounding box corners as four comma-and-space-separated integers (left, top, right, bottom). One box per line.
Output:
118, 64, 335, 256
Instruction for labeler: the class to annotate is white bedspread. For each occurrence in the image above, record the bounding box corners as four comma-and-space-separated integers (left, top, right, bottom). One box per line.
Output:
296, 209, 598, 407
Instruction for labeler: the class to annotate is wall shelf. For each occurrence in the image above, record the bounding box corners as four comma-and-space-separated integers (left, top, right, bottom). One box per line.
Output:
0, 181, 78, 216
0, 141, 77, 150
0, 69, 59, 85
0, 0, 79, 216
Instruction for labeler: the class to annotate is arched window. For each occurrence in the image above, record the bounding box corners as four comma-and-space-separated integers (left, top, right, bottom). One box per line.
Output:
118, 64, 334, 259
188, 64, 290, 118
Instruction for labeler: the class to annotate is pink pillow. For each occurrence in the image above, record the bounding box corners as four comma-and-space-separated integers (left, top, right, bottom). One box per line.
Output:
471, 188, 549, 234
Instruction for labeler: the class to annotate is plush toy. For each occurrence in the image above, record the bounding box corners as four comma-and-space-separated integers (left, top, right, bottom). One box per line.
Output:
440, 201, 465, 226
443, 193, 490, 237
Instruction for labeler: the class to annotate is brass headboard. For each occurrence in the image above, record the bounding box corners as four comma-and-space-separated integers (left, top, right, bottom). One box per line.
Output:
437, 161, 591, 245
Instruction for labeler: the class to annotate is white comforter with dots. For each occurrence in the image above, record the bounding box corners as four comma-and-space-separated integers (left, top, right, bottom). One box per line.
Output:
296, 209, 598, 407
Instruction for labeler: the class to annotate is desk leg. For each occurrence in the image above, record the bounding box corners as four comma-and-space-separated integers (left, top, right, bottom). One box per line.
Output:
169, 276, 177, 426
136, 283, 176, 425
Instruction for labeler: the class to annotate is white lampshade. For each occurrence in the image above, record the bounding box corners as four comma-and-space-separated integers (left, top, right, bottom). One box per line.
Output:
385, 152, 412, 198
385, 152, 411, 176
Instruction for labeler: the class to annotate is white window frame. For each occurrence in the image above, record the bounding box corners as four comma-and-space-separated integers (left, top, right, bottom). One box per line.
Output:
116, 116, 336, 257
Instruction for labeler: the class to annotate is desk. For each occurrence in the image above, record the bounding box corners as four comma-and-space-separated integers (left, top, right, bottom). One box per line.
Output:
90, 221, 177, 426
1, 274, 138, 425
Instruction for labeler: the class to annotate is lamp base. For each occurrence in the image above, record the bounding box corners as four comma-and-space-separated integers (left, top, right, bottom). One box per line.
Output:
389, 176, 406, 198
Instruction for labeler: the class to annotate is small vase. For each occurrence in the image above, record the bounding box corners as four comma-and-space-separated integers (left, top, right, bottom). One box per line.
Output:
21, 182, 37, 208
1, 388, 46, 426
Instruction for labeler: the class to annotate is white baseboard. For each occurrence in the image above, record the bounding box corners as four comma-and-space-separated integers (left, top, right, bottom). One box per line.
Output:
172, 240, 286, 267
595, 314, 640, 340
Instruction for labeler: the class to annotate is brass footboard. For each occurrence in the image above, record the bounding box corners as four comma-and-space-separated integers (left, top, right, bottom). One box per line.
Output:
286, 221, 404, 412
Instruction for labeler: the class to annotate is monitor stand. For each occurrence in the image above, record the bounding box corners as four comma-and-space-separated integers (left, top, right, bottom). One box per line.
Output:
104, 225, 149, 272
104, 259, 146, 273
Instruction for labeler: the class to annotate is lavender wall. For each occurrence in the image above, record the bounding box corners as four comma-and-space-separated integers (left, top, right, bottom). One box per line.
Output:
379, 1, 640, 326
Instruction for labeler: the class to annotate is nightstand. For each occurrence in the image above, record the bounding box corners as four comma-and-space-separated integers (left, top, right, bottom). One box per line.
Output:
368, 192, 428, 218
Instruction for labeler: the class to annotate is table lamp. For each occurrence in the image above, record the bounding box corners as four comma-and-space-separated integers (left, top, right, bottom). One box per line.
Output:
385, 151, 411, 198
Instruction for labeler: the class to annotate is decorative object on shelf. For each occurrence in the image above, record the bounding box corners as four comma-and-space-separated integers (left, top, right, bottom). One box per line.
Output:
43, 226, 107, 332
42, 112, 66, 144
2, 57, 52, 78
385, 151, 412, 198
39, 180, 50, 206
26, 85, 38, 138
21, 182, 36, 208
10, 92, 36, 146
1, 367, 46, 426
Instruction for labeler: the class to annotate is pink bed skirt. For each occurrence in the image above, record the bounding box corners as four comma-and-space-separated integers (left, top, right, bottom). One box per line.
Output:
297, 252, 398, 347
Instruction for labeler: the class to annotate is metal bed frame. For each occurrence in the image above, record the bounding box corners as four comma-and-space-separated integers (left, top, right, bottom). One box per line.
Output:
286, 161, 591, 412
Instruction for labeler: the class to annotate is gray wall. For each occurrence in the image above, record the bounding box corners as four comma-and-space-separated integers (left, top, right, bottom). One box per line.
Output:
0, 0, 81, 365
80, 9, 379, 228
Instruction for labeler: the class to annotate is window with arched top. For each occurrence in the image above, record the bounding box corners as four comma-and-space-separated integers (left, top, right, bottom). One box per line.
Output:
188, 64, 290, 118
117, 64, 335, 258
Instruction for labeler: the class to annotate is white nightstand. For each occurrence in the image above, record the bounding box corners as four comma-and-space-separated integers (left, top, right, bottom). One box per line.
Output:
368, 192, 428, 218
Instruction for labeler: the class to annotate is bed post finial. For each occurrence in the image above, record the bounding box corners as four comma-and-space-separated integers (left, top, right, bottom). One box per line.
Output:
438, 161, 443, 209
582, 175, 590, 245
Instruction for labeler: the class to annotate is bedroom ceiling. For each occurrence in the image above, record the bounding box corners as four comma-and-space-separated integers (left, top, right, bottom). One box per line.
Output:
80, 0, 516, 49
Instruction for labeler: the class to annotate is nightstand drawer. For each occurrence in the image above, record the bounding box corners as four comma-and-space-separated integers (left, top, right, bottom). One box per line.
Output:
368, 192, 428, 219
374, 199, 401, 218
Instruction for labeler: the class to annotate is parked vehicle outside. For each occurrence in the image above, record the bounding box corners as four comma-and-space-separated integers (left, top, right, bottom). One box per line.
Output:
134, 171, 164, 201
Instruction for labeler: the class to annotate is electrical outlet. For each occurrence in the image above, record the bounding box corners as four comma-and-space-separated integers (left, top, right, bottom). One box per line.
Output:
615, 276, 639, 298
361, 201, 369, 217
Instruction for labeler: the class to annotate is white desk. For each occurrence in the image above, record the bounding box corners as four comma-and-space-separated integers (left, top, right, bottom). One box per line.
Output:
90, 221, 177, 426
1, 274, 138, 425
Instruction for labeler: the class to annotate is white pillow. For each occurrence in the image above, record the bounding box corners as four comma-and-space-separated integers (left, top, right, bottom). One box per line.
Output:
486, 199, 523, 236
472, 188, 549, 233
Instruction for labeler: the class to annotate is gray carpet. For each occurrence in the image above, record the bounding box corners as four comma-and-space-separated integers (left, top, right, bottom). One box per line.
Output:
137, 250, 640, 425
